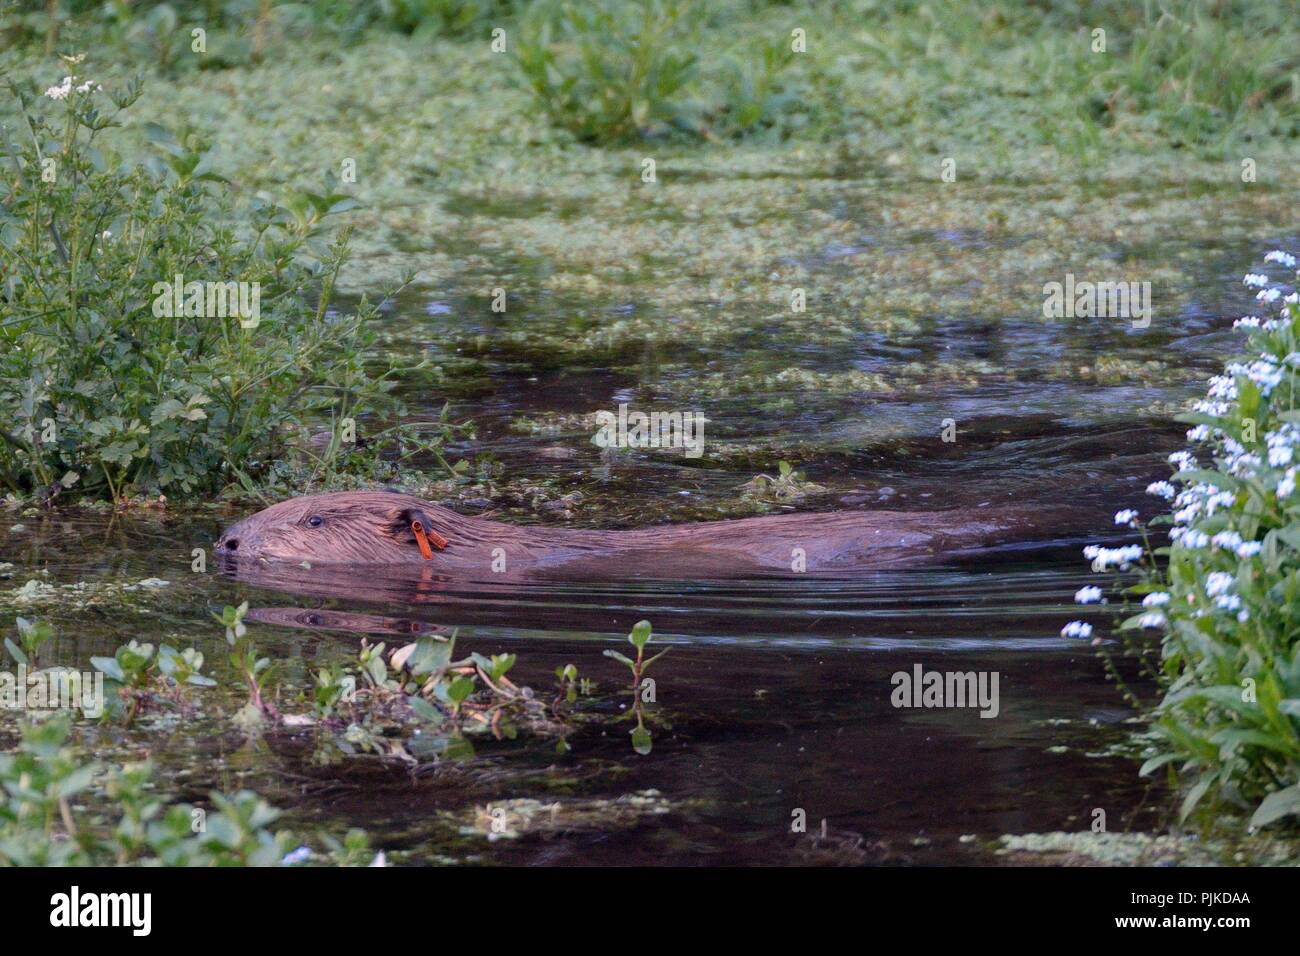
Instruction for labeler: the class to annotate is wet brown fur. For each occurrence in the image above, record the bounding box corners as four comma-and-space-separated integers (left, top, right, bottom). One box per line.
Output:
217, 490, 1076, 578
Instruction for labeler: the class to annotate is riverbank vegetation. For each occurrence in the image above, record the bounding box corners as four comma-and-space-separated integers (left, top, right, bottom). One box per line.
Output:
1073, 251, 1300, 830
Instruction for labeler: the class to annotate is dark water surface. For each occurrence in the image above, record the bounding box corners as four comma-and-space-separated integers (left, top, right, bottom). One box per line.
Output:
2, 214, 1290, 864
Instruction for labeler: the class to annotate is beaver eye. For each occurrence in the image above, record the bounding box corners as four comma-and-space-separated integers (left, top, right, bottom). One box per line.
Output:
307, 515, 324, 528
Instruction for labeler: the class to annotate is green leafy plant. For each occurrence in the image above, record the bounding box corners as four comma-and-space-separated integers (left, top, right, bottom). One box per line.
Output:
0, 713, 351, 866
372, 0, 514, 36
0, 70, 418, 502
90, 637, 216, 723
218, 602, 275, 725
604, 619, 667, 754
516, 0, 701, 142
4, 616, 53, 668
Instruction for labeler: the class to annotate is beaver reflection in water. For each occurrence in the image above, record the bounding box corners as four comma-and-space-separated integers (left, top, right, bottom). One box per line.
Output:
215, 490, 1086, 580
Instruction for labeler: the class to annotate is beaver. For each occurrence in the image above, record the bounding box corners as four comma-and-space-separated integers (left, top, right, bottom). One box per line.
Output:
215, 490, 1089, 580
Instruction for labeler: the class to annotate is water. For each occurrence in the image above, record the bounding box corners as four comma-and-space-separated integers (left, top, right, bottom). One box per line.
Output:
1, 188, 1289, 864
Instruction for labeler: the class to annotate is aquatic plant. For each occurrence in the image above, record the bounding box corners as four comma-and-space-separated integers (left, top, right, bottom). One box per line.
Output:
740, 460, 825, 504
604, 619, 667, 754
301, 629, 574, 760
3, 615, 52, 668
91, 635, 216, 724
515, 0, 700, 143
0, 713, 335, 866
219, 603, 276, 725
1070, 249, 1300, 828
515, 0, 800, 143
0, 69, 425, 502
368, 0, 516, 37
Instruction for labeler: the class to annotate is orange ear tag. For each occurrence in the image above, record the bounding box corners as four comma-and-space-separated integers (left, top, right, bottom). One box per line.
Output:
410, 519, 448, 560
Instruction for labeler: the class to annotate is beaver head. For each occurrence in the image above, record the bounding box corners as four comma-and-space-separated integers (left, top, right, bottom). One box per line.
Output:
215, 490, 458, 564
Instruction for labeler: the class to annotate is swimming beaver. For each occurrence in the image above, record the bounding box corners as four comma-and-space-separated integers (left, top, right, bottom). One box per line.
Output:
215, 490, 1087, 579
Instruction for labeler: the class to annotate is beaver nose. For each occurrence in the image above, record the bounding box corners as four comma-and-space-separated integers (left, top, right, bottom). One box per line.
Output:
221, 537, 239, 552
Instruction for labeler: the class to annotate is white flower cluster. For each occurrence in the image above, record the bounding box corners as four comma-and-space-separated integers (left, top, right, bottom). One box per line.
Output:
1146, 480, 1175, 500
43, 75, 101, 100
1083, 543, 1143, 571
1065, 251, 1298, 642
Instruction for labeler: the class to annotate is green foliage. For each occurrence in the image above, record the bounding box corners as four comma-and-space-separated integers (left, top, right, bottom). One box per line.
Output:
89, 634, 215, 722
516, 0, 800, 143
219, 602, 275, 722
4, 616, 53, 668
0, 713, 315, 865
0, 72, 416, 501
516, 0, 699, 143
371, 0, 515, 36
604, 619, 665, 754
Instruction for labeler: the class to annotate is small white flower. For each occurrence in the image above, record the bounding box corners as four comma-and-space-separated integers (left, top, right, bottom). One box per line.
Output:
281, 846, 313, 865
1185, 425, 1210, 442
1205, 571, 1234, 597
1211, 530, 1242, 550
1264, 251, 1297, 269
1061, 620, 1093, 639
1075, 586, 1104, 604
44, 76, 73, 100
1237, 541, 1263, 558
1181, 529, 1209, 549
1114, 509, 1138, 527
1216, 593, 1241, 612
1088, 544, 1144, 571
1257, 288, 1281, 304
1138, 613, 1165, 629
1235, 316, 1262, 329
1208, 490, 1237, 514
1279, 470, 1297, 499
1142, 592, 1170, 607
1243, 273, 1270, 288
1146, 481, 1175, 500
